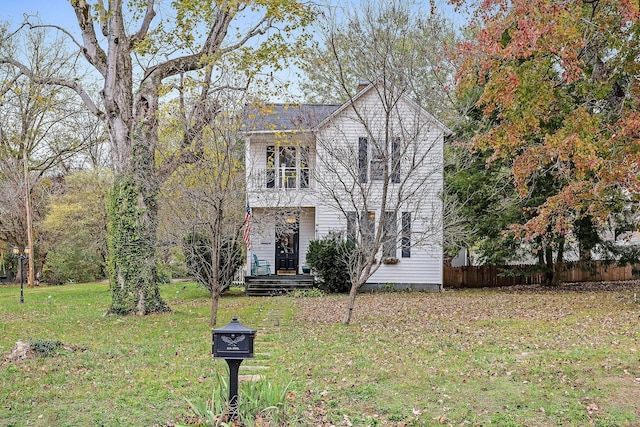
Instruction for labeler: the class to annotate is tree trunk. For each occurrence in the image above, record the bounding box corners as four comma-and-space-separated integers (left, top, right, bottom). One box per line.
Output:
210, 227, 221, 327
543, 245, 554, 287
107, 173, 169, 315
553, 240, 564, 287
102, 26, 170, 314
343, 283, 359, 325
210, 289, 220, 327
208, 204, 226, 326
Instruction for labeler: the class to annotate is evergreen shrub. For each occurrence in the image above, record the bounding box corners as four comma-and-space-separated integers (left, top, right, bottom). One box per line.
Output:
306, 233, 354, 294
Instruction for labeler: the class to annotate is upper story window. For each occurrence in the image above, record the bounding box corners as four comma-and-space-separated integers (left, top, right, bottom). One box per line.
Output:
358, 137, 401, 183
266, 145, 309, 189
371, 144, 385, 181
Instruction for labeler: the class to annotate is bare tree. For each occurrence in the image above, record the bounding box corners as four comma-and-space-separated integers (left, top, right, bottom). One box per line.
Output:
0, 23, 102, 284
301, 0, 460, 124
316, 82, 446, 324
303, 0, 450, 324
158, 88, 246, 326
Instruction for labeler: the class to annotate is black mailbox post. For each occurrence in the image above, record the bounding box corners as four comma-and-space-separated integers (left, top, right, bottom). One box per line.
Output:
212, 316, 256, 420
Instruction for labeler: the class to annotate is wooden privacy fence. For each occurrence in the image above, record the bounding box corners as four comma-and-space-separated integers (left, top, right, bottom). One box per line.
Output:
444, 261, 640, 289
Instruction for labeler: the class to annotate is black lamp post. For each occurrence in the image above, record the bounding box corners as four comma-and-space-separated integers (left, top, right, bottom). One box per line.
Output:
12, 246, 28, 303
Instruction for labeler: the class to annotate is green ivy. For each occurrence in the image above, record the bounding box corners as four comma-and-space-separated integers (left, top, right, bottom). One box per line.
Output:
107, 174, 170, 315
29, 339, 62, 357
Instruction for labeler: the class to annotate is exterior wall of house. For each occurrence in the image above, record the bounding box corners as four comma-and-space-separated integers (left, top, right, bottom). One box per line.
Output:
244, 84, 446, 288
247, 207, 316, 275
315, 205, 442, 289
247, 208, 276, 273
298, 207, 316, 270
312, 88, 445, 288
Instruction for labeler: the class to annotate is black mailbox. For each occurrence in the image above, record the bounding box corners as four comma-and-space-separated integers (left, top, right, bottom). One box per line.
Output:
212, 316, 257, 421
212, 316, 256, 359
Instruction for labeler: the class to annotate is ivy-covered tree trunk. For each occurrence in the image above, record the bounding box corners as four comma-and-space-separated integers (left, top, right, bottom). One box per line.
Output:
105, 73, 171, 315
108, 174, 169, 315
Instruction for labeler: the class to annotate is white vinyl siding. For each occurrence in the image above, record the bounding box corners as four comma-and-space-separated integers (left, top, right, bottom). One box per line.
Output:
315, 205, 442, 286
245, 84, 446, 286
298, 207, 315, 272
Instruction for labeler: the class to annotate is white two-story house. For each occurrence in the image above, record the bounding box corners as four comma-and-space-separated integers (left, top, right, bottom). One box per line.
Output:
242, 81, 450, 291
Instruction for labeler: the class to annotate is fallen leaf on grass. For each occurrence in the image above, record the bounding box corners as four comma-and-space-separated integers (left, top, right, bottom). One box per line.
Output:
586, 402, 600, 416
436, 415, 448, 424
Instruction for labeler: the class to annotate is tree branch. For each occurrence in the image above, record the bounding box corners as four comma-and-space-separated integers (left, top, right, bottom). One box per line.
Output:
69, 1, 108, 76
0, 71, 23, 98
26, 22, 90, 61
221, 15, 272, 54
156, 149, 202, 183
129, 0, 156, 48
143, 4, 237, 83
0, 56, 104, 118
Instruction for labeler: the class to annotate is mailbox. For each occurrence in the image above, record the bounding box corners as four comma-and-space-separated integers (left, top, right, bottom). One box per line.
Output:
212, 316, 257, 421
212, 316, 256, 359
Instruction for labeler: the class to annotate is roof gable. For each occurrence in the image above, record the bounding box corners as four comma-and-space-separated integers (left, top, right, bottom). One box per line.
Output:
315, 80, 452, 136
242, 80, 452, 136
242, 104, 339, 132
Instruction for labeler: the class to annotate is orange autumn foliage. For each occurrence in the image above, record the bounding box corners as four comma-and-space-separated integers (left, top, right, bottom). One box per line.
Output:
455, 0, 640, 241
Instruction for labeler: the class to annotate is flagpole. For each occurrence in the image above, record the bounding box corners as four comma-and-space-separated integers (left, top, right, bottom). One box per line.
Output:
243, 198, 252, 276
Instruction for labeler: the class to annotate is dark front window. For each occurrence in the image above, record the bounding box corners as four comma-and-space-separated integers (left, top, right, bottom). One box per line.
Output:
358, 136, 401, 183
346, 210, 375, 247
401, 212, 411, 258
383, 211, 397, 257
266, 145, 310, 189
361, 211, 375, 248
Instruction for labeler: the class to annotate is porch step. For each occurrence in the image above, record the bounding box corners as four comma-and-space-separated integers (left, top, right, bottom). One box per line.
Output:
245, 275, 315, 297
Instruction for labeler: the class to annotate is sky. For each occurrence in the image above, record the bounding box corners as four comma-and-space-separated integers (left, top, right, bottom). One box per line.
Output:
4, 0, 79, 31
3, 0, 468, 32
2, 0, 468, 101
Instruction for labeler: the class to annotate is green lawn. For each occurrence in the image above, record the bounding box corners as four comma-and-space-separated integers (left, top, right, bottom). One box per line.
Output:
1, 281, 639, 426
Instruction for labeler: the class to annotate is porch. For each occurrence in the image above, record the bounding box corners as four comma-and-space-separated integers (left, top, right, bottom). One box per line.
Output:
245, 274, 315, 296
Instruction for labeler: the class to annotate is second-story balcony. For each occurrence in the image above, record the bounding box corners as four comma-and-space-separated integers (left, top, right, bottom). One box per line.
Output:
248, 167, 314, 190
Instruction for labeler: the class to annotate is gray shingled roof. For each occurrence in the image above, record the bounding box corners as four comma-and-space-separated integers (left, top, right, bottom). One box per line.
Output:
242, 104, 340, 132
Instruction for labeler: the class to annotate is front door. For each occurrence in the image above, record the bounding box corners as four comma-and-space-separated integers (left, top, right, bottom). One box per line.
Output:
275, 214, 299, 274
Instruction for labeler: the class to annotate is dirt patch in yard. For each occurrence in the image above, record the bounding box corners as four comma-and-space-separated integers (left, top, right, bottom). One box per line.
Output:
599, 376, 640, 418
1, 340, 36, 365
2, 340, 83, 366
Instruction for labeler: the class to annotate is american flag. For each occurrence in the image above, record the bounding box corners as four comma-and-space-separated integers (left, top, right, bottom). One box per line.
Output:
243, 201, 251, 250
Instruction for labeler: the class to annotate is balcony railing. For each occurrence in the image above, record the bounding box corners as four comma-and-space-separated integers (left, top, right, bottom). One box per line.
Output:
248, 167, 313, 190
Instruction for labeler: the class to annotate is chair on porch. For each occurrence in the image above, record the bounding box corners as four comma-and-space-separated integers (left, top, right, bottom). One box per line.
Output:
251, 254, 271, 276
